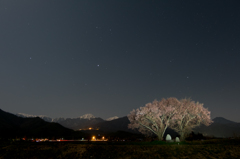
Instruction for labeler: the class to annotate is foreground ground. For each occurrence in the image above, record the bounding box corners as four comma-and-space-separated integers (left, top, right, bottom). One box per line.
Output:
1, 139, 240, 159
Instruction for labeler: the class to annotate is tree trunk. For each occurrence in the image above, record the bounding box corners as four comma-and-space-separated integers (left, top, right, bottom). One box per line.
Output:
179, 131, 185, 141
157, 131, 163, 141
157, 135, 162, 141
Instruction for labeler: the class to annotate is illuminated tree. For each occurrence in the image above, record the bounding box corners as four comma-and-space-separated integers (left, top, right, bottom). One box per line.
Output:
127, 98, 180, 140
170, 98, 213, 141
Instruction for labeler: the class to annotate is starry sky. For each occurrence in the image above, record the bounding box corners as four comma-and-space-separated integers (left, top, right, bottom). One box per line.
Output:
1, 0, 240, 121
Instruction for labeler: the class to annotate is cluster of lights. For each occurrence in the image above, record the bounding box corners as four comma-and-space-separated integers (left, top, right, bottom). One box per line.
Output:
79, 127, 100, 131
91, 136, 105, 141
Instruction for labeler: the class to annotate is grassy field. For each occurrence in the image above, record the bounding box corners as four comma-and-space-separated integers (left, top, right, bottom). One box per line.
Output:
1, 139, 240, 159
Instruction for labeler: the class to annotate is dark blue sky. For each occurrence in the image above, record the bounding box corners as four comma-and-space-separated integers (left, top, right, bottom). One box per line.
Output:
1, 0, 240, 121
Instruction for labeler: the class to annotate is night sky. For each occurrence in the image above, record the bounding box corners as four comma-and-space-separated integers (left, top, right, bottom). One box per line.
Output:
1, 0, 240, 121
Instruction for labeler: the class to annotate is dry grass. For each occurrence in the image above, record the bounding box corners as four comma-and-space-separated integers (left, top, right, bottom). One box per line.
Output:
1, 139, 240, 159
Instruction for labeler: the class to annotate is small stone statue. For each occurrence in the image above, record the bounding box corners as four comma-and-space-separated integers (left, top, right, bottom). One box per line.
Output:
166, 134, 172, 142
175, 137, 180, 142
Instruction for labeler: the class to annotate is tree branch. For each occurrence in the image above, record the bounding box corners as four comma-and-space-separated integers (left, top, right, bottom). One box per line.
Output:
138, 121, 158, 136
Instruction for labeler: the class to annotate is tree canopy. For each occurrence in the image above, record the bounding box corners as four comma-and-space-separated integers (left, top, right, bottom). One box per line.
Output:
128, 97, 213, 141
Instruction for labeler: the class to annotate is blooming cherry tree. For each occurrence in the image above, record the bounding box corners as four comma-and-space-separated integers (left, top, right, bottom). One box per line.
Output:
128, 98, 180, 140
170, 98, 213, 141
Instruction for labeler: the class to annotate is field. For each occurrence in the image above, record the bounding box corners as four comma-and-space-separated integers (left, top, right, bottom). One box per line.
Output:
1, 139, 240, 159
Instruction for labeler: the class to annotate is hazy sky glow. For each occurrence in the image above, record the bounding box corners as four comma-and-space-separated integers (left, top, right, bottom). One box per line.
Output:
0, 0, 240, 121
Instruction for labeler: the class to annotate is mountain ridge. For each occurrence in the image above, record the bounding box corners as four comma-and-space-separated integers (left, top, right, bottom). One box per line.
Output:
4, 109, 240, 138
0, 109, 84, 139
16, 113, 119, 121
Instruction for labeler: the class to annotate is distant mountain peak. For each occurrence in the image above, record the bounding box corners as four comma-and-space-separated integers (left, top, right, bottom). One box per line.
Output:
79, 114, 95, 120
106, 116, 119, 121
213, 117, 237, 124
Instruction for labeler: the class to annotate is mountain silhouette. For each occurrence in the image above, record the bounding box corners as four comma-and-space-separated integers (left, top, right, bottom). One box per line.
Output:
194, 117, 240, 138
0, 109, 84, 139
57, 117, 105, 130
212, 117, 237, 124
16, 113, 105, 130
3, 109, 240, 139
